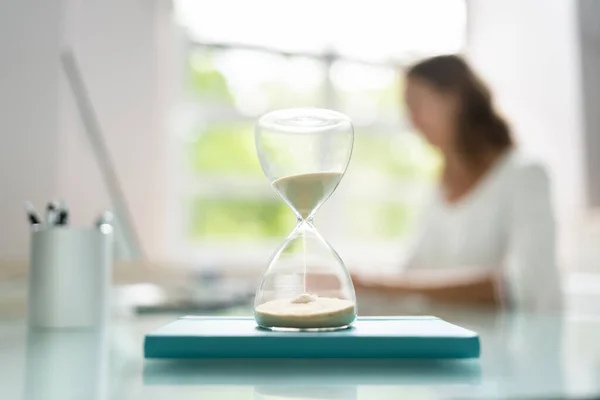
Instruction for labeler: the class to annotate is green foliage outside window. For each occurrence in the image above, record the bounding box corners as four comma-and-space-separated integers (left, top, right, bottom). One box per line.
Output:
186, 123, 261, 176
187, 198, 292, 239
183, 51, 440, 241
188, 51, 234, 104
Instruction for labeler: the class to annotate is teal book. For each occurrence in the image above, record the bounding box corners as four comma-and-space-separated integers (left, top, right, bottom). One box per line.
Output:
144, 316, 480, 359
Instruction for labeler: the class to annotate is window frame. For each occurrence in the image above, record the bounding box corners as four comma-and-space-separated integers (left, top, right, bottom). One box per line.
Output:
170, 40, 443, 269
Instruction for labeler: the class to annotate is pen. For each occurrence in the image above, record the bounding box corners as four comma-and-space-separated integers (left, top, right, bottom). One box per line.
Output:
25, 201, 41, 227
56, 200, 69, 226
94, 210, 114, 229
57, 209, 69, 226
46, 201, 59, 226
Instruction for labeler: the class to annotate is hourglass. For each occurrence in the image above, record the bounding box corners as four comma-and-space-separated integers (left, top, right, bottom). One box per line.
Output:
254, 108, 357, 331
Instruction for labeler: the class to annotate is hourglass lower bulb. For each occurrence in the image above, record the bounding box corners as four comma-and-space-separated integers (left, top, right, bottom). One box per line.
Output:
254, 108, 357, 331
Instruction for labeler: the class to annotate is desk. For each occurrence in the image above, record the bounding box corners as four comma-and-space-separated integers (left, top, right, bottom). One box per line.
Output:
1, 311, 600, 399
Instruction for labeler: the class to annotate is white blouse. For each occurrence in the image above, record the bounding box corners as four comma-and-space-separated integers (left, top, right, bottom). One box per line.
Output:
405, 150, 561, 311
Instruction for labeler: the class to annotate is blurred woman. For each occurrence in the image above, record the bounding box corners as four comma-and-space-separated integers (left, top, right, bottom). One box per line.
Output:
353, 55, 560, 311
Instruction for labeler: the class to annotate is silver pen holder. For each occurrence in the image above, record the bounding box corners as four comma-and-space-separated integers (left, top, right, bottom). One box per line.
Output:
28, 226, 113, 329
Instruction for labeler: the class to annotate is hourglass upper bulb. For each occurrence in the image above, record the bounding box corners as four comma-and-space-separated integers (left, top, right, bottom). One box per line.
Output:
255, 108, 354, 220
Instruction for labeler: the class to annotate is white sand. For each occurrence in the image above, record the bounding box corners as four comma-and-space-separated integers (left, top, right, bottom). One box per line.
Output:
272, 172, 342, 219
255, 294, 355, 329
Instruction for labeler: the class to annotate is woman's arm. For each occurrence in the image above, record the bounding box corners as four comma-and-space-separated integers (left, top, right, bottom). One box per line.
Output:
353, 270, 500, 307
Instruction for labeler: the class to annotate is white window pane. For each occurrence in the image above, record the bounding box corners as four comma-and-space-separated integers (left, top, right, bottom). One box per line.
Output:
328, 0, 467, 60
175, 0, 331, 54
172, 0, 466, 260
330, 61, 400, 125
175, 0, 466, 61
187, 49, 325, 116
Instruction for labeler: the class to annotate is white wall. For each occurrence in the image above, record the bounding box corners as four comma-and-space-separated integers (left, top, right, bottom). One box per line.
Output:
0, 0, 63, 259
58, 0, 173, 261
466, 0, 585, 221
0, 0, 173, 260
578, 0, 600, 206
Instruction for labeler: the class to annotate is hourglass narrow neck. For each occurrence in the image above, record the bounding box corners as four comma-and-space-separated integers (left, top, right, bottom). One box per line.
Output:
297, 216, 315, 228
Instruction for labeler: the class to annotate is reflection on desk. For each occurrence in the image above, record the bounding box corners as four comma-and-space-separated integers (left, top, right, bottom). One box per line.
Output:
22, 330, 109, 400
143, 358, 481, 385
254, 386, 358, 400
1, 310, 599, 400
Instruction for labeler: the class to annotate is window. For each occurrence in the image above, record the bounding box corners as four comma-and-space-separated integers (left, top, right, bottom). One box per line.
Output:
171, 0, 466, 269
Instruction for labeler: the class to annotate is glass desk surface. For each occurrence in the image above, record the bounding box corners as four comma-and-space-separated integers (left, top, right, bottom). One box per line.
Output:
1, 309, 600, 400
